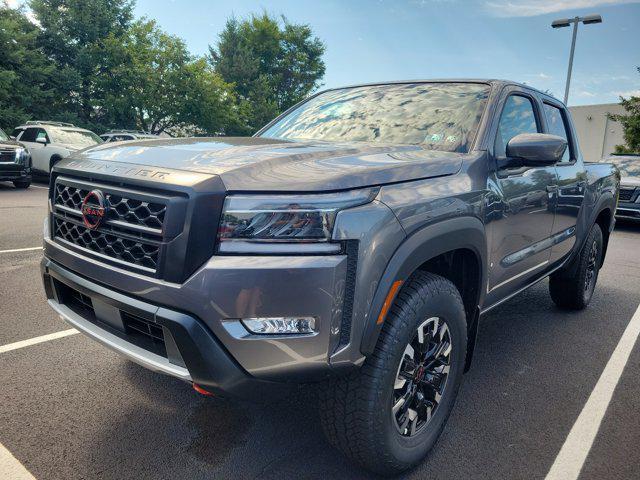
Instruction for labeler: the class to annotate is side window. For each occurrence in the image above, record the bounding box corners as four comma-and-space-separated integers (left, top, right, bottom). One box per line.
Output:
12, 128, 24, 139
36, 129, 49, 142
19, 128, 39, 142
494, 95, 540, 158
543, 103, 571, 162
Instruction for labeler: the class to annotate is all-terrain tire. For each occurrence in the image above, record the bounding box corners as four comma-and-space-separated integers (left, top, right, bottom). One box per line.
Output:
318, 271, 467, 475
549, 222, 603, 310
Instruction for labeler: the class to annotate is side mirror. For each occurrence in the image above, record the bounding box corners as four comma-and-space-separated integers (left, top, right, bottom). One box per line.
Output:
505, 133, 567, 166
507, 133, 567, 166
35, 137, 48, 144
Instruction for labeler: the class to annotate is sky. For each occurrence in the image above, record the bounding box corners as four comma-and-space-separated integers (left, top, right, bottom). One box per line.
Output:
6, 0, 639, 105
130, 0, 640, 106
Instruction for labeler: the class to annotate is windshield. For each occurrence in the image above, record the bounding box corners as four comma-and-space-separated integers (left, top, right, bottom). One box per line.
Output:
49, 128, 102, 147
260, 82, 491, 153
0, 128, 8, 141
609, 156, 640, 177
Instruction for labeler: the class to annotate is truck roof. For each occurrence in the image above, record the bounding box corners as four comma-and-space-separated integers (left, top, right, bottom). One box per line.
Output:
321, 78, 564, 106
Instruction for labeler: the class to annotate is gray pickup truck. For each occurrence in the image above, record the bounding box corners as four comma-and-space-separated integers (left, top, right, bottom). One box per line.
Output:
42, 80, 619, 475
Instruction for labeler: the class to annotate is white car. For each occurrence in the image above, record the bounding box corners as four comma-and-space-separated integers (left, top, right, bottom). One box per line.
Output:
100, 130, 158, 142
12, 121, 102, 175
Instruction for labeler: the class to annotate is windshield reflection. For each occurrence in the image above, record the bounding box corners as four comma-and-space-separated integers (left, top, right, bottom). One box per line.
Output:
260, 82, 491, 153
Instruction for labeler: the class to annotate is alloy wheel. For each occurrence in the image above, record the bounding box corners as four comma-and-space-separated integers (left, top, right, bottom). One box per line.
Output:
584, 239, 599, 294
392, 316, 452, 437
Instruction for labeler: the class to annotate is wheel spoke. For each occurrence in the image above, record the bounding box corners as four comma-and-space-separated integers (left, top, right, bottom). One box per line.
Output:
394, 376, 407, 390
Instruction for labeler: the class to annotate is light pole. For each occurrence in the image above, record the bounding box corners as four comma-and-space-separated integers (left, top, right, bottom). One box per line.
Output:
552, 14, 602, 105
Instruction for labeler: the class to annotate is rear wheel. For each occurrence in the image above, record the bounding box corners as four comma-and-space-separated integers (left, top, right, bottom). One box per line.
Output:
319, 271, 467, 475
549, 223, 603, 310
13, 179, 30, 189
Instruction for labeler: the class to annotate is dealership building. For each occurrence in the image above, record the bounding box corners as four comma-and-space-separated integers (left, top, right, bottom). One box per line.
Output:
569, 103, 626, 163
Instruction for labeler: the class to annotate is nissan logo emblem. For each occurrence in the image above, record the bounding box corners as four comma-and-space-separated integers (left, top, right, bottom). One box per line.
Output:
81, 190, 108, 230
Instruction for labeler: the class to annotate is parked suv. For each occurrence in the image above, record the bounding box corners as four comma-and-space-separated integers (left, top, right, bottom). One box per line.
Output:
13, 121, 102, 176
0, 127, 31, 188
100, 130, 158, 143
606, 154, 639, 221
42, 80, 619, 475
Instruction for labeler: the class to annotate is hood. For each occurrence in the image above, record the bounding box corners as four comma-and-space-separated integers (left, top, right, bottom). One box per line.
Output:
72, 137, 470, 192
0, 139, 22, 149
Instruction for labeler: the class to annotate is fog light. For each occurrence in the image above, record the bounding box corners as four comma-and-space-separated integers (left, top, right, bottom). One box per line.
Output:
241, 317, 316, 334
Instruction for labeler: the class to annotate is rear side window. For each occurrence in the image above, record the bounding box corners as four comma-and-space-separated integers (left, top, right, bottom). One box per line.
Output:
19, 128, 40, 142
495, 95, 540, 157
111, 135, 134, 141
543, 103, 571, 162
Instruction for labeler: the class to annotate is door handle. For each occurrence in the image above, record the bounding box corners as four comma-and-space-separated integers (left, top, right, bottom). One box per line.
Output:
546, 185, 558, 193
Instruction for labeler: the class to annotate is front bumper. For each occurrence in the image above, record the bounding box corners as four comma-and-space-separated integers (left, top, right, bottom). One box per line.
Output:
43, 232, 351, 394
0, 162, 31, 182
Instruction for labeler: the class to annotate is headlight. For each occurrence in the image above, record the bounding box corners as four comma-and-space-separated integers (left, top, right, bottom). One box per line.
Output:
15, 147, 30, 165
217, 188, 378, 254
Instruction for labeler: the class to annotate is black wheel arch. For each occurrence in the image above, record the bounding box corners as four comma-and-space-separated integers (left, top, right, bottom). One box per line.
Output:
49, 154, 63, 172
360, 216, 487, 368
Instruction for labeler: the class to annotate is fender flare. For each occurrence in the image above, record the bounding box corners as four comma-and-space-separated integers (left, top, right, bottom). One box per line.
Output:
359, 216, 487, 356
551, 189, 616, 279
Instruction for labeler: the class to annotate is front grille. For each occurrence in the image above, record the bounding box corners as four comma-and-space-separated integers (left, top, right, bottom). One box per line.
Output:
0, 149, 16, 163
54, 217, 160, 270
54, 183, 167, 231
619, 187, 636, 202
51, 176, 176, 275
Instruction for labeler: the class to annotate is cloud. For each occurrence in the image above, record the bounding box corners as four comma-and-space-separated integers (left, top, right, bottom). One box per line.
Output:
612, 89, 640, 97
484, 0, 640, 17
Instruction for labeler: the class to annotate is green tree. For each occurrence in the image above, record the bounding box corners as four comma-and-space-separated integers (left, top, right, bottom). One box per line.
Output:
609, 67, 640, 154
0, 3, 57, 130
100, 19, 236, 135
210, 13, 326, 134
29, 0, 134, 129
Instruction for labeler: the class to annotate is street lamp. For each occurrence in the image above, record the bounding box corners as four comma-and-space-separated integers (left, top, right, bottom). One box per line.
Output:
552, 14, 602, 105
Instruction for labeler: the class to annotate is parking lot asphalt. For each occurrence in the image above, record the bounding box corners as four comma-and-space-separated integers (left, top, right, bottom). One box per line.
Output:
1, 181, 639, 480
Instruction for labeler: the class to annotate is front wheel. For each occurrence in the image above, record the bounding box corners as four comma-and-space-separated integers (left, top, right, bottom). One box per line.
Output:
319, 272, 467, 475
549, 223, 603, 310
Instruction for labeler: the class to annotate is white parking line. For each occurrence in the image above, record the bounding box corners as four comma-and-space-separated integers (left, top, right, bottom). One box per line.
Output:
545, 302, 640, 480
0, 247, 42, 254
0, 442, 36, 479
0, 329, 78, 354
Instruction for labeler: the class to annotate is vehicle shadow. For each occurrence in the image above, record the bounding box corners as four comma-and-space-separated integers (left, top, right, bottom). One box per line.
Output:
81, 278, 638, 480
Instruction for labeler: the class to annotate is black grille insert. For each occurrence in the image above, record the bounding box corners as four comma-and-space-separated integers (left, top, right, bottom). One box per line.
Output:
619, 187, 636, 202
54, 279, 167, 358
54, 217, 160, 271
121, 312, 166, 357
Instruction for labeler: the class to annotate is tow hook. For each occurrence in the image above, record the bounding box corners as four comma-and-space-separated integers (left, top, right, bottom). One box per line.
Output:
192, 383, 215, 396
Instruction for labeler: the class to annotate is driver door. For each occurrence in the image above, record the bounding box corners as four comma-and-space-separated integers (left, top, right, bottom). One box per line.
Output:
485, 89, 558, 305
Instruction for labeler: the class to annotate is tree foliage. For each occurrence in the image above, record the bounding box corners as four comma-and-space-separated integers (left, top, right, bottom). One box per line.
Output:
211, 13, 326, 134
0, 2, 326, 136
0, 4, 57, 129
29, 0, 134, 128
609, 67, 640, 154
99, 19, 237, 134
